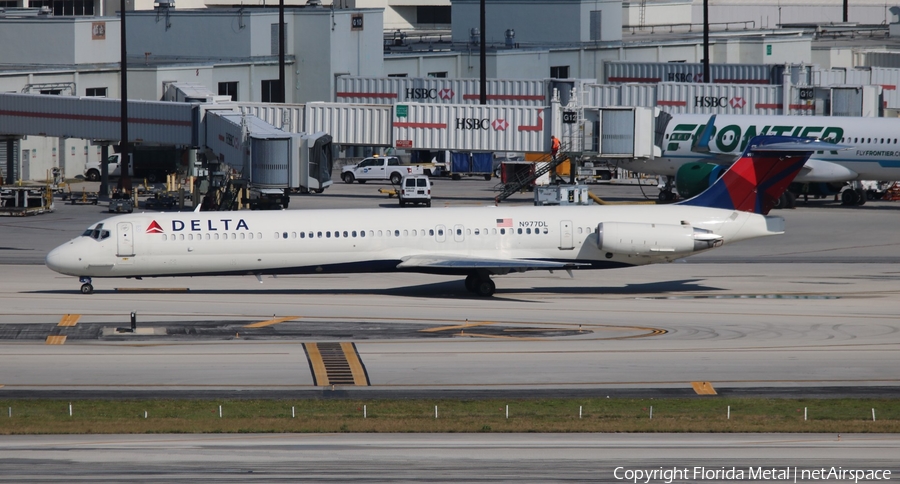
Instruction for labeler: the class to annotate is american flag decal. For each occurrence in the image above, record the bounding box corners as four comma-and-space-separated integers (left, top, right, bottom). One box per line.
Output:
496, 218, 512, 227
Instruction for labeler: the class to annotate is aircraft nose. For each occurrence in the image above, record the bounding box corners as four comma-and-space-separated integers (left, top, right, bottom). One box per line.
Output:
45, 243, 82, 276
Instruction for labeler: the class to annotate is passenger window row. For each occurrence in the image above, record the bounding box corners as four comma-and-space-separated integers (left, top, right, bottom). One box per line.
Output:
841, 137, 898, 144
161, 232, 261, 241
155, 225, 595, 242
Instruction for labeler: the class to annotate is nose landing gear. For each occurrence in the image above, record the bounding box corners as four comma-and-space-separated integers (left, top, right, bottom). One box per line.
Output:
79, 276, 94, 295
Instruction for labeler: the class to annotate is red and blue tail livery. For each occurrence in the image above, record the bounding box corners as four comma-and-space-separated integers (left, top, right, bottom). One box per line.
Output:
679, 136, 834, 215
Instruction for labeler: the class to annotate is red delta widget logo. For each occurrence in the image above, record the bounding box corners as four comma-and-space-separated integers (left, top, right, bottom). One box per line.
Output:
146, 219, 250, 233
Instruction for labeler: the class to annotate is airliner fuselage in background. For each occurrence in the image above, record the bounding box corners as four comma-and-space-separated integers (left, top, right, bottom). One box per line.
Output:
46, 136, 822, 297
621, 113, 900, 183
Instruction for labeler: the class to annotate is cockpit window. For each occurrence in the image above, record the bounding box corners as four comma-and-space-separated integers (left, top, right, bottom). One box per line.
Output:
82, 223, 109, 240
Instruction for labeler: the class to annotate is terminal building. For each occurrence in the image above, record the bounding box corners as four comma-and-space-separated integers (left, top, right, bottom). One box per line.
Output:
4, 0, 900, 181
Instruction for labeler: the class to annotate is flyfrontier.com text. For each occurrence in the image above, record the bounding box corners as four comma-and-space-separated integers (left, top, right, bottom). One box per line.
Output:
613, 466, 891, 483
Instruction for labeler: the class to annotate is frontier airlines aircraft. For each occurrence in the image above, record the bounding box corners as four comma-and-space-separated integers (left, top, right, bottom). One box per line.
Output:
621, 113, 900, 205
46, 136, 823, 297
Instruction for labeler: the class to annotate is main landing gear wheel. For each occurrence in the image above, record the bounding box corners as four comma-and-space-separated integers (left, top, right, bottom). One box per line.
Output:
773, 191, 796, 210
464, 274, 496, 297
464, 274, 478, 292
855, 188, 866, 206
658, 190, 676, 202
80, 283, 94, 294
841, 188, 865, 206
474, 279, 496, 297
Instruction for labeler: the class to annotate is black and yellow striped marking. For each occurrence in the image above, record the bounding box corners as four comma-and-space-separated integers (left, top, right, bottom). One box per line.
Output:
45, 335, 67, 345
58, 314, 80, 327
691, 381, 717, 395
303, 342, 369, 386
244, 316, 300, 328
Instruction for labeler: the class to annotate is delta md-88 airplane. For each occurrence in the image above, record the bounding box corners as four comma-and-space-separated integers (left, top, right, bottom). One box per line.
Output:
46, 136, 825, 297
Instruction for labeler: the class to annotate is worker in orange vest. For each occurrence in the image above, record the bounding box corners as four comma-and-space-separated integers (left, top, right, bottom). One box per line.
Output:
551, 135, 560, 159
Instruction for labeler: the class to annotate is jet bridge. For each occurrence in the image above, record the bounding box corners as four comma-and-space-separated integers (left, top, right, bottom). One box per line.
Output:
557, 106, 659, 159
0, 92, 197, 146
0, 92, 332, 209
205, 110, 333, 208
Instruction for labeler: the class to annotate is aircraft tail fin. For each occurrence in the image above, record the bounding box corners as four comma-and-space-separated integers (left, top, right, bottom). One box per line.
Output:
677, 136, 834, 215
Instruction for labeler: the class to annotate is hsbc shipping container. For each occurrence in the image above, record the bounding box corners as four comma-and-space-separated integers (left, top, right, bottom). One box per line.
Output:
455, 78, 545, 106
620, 83, 657, 107
884, 87, 900, 109
812, 68, 872, 87
236, 103, 306, 134
810, 66, 850, 87
305, 102, 392, 146
869, 66, 900, 91
604, 61, 776, 85
335, 77, 546, 106
655, 83, 784, 115
392, 103, 547, 152
583, 84, 622, 107
583, 83, 656, 108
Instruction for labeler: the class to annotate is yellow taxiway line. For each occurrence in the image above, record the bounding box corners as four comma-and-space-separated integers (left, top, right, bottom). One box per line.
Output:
45, 335, 67, 345
692, 381, 718, 395
58, 314, 80, 327
340, 342, 370, 386
244, 316, 300, 328
304, 343, 330, 386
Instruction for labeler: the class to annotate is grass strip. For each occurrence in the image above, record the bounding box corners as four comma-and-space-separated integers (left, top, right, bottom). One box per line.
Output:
0, 398, 898, 434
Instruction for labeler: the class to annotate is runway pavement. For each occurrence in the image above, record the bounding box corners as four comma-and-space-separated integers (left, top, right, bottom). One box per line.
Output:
0, 433, 898, 482
1, 180, 899, 398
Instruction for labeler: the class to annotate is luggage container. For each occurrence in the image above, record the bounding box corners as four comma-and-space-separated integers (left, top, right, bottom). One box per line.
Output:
447, 151, 494, 180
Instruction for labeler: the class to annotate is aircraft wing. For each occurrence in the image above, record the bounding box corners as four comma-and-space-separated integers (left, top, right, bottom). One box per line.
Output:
397, 254, 587, 272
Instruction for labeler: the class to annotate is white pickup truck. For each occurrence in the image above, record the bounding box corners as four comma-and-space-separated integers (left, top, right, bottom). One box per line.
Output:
340, 156, 429, 185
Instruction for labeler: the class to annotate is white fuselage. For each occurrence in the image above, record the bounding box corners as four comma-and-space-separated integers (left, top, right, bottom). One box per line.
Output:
45, 204, 782, 280
621, 114, 900, 182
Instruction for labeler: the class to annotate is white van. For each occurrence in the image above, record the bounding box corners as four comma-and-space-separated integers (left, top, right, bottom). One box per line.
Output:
399, 175, 432, 207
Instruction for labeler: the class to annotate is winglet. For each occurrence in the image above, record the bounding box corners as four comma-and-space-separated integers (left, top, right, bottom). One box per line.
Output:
677, 136, 836, 215
690, 115, 717, 153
